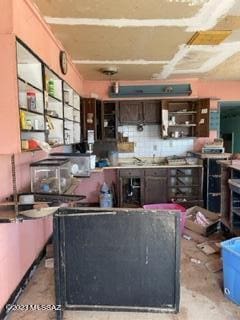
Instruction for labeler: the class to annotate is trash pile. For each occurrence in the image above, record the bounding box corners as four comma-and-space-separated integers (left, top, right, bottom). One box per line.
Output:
183, 206, 223, 273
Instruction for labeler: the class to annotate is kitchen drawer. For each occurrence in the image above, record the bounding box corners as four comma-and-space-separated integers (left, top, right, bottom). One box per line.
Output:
145, 168, 168, 177
119, 169, 144, 177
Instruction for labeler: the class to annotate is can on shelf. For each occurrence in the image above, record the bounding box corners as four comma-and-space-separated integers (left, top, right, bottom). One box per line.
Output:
27, 91, 36, 111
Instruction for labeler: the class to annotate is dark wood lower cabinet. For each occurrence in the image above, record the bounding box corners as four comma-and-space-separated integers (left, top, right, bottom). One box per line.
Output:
118, 167, 203, 207
144, 176, 168, 204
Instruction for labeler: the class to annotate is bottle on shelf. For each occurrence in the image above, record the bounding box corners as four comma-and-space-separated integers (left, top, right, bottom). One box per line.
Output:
48, 79, 55, 96
27, 91, 36, 111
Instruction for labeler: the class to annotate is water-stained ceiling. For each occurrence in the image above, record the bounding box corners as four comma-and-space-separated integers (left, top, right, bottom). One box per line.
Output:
33, 0, 240, 81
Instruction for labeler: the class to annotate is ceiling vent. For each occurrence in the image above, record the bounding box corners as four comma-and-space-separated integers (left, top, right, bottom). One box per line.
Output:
187, 30, 231, 45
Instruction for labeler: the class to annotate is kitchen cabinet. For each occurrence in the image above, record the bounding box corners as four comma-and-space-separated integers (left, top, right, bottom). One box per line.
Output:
118, 100, 161, 125
118, 101, 142, 124
118, 166, 203, 208
81, 98, 102, 141
203, 158, 221, 212
143, 100, 161, 124
144, 168, 168, 204
226, 168, 240, 235
161, 99, 210, 139
102, 101, 118, 140
220, 165, 240, 235
118, 169, 144, 207
168, 166, 203, 208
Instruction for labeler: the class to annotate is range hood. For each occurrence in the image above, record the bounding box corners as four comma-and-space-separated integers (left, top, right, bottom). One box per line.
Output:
109, 83, 192, 98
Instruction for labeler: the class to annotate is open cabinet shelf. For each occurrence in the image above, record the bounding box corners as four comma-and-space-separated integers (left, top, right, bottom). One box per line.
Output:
161, 99, 209, 139
16, 40, 81, 151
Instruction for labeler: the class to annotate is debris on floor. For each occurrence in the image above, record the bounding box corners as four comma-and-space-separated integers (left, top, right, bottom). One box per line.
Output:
205, 258, 223, 273
185, 206, 220, 236
197, 242, 220, 255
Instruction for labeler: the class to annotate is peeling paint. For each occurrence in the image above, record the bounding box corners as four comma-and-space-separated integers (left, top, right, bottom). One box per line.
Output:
44, 0, 236, 31
159, 41, 240, 79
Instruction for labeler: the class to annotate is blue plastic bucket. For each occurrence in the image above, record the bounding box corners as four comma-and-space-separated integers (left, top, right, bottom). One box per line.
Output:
221, 237, 240, 305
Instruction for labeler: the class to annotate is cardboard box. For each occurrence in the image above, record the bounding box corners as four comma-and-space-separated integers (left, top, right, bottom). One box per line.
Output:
185, 206, 220, 236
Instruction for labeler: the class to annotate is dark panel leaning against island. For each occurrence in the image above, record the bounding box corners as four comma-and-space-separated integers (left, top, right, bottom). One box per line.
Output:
53, 208, 180, 320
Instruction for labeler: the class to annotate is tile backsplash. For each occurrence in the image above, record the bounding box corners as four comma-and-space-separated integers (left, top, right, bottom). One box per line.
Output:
118, 125, 194, 158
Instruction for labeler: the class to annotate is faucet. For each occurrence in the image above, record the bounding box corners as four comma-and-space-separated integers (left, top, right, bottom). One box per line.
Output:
152, 153, 156, 164
133, 156, 142, 163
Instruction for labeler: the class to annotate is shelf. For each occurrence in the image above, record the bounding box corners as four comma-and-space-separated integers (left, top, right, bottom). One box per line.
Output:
48, 93, 62, 103
232, 208, 240, 216
73, 120, 80, 124
168, 185, 200, 188
46, 114, 63, 120
22, 147, 41, 152
20, 108, 44, 116
169, 111, 197, 114
21, 129, 45, 133
18, 77, 43, 93
64, 102, 74, 108
64, 118, 74, 122
168, 124, 197, 127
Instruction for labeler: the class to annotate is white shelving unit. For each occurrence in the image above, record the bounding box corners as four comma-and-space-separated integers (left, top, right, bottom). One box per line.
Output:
17, 42, 45, 149
16, 40, 81, 151
63, 82, 81, 145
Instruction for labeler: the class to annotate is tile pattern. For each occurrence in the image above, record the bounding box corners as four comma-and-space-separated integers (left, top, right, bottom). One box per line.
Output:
118, 125, 194, 158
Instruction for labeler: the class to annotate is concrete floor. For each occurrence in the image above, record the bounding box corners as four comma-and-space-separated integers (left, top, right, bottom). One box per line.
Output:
8, 238, 240, 320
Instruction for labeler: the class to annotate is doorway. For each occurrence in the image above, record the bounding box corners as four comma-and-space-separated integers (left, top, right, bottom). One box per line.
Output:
220, 101, 240, 153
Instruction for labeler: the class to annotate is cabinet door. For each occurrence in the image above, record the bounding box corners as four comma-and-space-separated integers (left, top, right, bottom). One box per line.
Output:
143, 100, 161, 124
119, 176, 144, 207
102, 101, 118, 140
82, 98, 96, 140
144, 176, 168, 204
118, 101, 141, 124
196, 99, 210, 137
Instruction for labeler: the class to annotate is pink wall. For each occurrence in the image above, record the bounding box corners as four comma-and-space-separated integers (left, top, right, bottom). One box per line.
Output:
75, 169, 117, 203
0, 0, 84, 311
0, 217, 52, 309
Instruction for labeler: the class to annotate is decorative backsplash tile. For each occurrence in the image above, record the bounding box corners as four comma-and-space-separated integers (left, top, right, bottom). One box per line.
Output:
118, 125, 194, 158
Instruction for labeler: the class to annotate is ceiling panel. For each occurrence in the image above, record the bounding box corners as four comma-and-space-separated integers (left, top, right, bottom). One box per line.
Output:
50, 25, 192, 61
75, 64, 164, 80
175, 50, 217, 70
215, 16, 240, 31
33, 0, 201, 19
204, 52, 240, 80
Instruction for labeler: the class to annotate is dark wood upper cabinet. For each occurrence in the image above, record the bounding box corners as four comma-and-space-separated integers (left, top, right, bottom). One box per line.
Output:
143, 100, 161, 124
102, 101, 118, 140
160, 98, 210, 139
196, 99, 210, 137
118, 100, 161, 125
81, 98, 102, 140
118, 101, 142, 124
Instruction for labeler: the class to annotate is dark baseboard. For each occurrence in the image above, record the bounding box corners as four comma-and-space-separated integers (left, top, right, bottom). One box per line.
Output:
0, 236, 52, 320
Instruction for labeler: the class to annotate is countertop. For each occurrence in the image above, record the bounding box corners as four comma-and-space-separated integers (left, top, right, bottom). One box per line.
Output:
92, 163, 203, 172
192, 152, 231, 159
